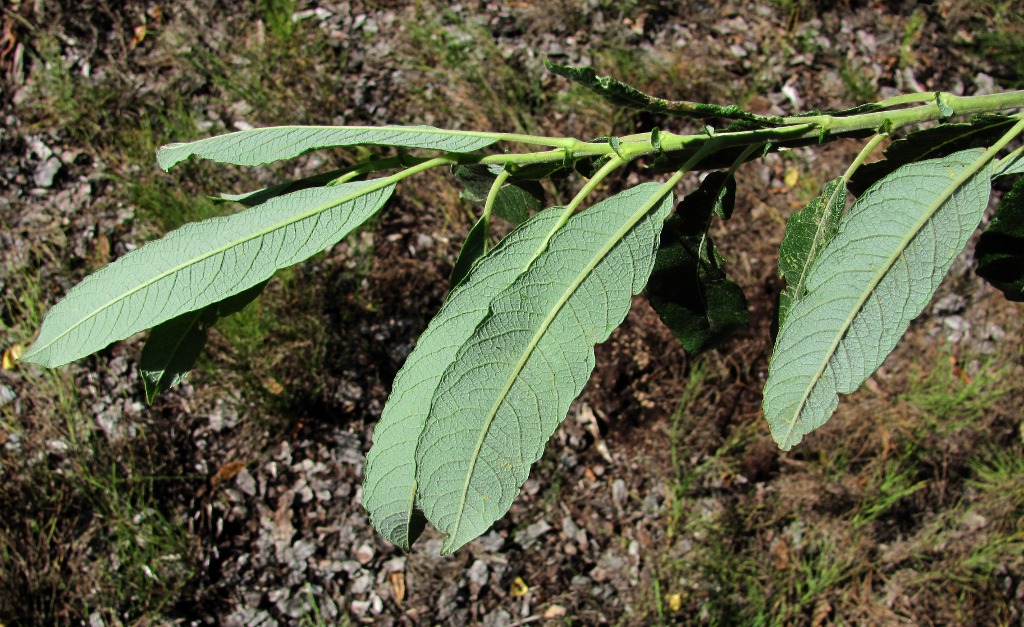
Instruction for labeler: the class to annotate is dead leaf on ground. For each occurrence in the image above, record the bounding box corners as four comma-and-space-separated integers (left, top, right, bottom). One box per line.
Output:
389, 571, 406, 605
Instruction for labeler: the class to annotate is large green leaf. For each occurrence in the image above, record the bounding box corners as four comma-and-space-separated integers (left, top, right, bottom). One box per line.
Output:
414, 183, 673, 553
763, 149, 992, 450
157, 126, 501, 170
647, 173, 747, 355
976, 176, 1024, 301
22, 181, 393, 367
139, 281, 268, 403
362, 207, 566, 550
776, 177, 846, 329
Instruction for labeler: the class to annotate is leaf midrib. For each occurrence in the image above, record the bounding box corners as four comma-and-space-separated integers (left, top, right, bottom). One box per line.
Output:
29, 179, 392, 363
779, 158, 986, 447
445, 188, 668, 550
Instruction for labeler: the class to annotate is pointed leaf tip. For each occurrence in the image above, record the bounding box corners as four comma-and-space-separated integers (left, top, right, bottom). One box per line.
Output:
414, 183, 673, 553
22, 181, 392, 368
363, 207, 568, 550
764, 150, 991, 450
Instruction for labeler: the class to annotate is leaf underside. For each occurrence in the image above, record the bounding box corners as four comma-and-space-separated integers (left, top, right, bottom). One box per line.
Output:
22, 181, 393, 368
362, 207, 568, 550
415, 183, 673, 554
847, 115, 1015, 196
763, 149, 991, 450
647, 173, 747, 355
157, 125, 499, 170
976, 175, 1024, 301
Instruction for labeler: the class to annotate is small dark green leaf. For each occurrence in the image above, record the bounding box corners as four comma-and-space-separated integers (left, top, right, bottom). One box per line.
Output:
776, 178, 846, 328
506, 161, 571, 181
647, 178, 748, 354
936, 92, 955, 117
544, 59, 781, 125
216, 169, 347, 207
995, 152, 1024, 178
848, 115, 1017, 196
704, 172, 736, 220
453, 165, 544, 225
791, 103, 883, 118
140, 310, 209, 404
976, 176, 1024, 301
139, 281, 268, 402
450, 215, 489, 288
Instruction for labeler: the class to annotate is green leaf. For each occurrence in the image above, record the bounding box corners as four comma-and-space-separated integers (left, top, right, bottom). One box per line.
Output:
450, 214, 489, 288
646, 175, 747, 354
215, 169, 347, 207
22, 181, 393, 368
363, 207, 567, 550
976, 176, 1024, 301
848, 115, 1015, 196
141, 310, 208, 403
544, 59, 781, 125
157, 126, 501, 170
763, 149, 992, 450
415, 183, 673, 554
995, 152, 1024, 178
776, 178, 846, 329
139, 281, 267, 403
707, 172, 737, 220
453, 164, 544, 225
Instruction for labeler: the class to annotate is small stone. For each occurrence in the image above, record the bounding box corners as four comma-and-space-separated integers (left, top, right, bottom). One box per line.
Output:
355, 543, 375, 565
235, 469, 257, 496
5, 432, 21, 453
482, 609, 512, 627
561, 515, 580, 539
383, 556, 406, 573
350, 600, 371, 617
477, 531, 505, 552
932, 294, 966, 315
468, 559, 489, 588
292, 539, 316, 563
34, 156, 62, 188
612, 478, 628, 508
350, 572, 373, 595
975, 72, 996, 96
525, 520, 551, 539
0, 385, 17, 407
